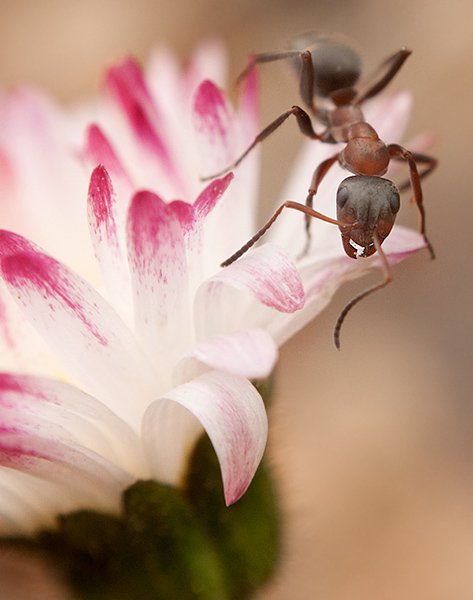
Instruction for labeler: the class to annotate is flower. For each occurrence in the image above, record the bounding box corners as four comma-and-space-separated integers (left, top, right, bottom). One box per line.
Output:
0, 42, 425, 535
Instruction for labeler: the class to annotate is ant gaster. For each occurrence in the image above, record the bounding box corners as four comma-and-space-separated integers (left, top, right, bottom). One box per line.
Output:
202, 35, 437, 348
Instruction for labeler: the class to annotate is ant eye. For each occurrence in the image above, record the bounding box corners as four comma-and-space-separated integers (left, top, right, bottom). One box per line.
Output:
336, 185, 350, 209
388, 186, 401, 214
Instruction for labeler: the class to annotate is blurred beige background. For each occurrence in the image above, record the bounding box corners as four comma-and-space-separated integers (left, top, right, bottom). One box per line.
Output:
0, 0, 472, 598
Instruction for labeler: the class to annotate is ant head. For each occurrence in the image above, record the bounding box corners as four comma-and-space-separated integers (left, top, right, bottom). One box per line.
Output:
336, 176, 400, 258
292, 34, 362, 98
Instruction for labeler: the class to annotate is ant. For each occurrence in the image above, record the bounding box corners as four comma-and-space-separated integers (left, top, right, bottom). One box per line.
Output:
203, 34, 437, 348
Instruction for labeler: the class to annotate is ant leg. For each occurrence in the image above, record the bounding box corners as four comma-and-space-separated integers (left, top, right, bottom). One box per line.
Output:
388, 144, 435, 259
356, 48, 412, 104
236, 50, 305, 86
299, 51, 316, 113
221, 201, 347, 267
236, 49, 317, 114
201, 105, 322, 181
334, 234, 393, 349
397, 152, 437, 193
300, 153, 340, 257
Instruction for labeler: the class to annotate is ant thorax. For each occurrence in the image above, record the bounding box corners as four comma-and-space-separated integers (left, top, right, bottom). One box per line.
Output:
328, 105, 365, 142
339, 122, 390, 176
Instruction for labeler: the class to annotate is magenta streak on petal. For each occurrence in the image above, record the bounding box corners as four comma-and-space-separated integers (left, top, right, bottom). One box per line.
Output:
193, 173, 234, 220
105, 59, 178, 179
168, 200, 195, 235
193, 80, 230, 139
88, 165, 118, 242
0, 230, 36, 257
1, 251, 109, 347
239, 64, 258, 125
128, 191, 171, 263
85, 124, 131, 182
217, 246, 305, 313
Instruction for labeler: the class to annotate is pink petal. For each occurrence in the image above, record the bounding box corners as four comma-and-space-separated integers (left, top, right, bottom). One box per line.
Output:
142, 370, 267, 505
193, 173, 234, 222
127, 191, 189, 365
193, 80, 237, 173
0, 231, 155, 427
174, 328, 278, 384
105, 58, 182, 189
87, 165, 132, 316
195, 244, 305, 336
84, 124, 132, 184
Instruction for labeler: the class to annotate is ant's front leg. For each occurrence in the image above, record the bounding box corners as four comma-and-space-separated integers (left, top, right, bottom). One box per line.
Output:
221, 201, 346, 267
300, 153, 340, 258
397, 152, 437, 193
356, 47, 412, 104
388, 144, 435, 258
201, 105, 323, 181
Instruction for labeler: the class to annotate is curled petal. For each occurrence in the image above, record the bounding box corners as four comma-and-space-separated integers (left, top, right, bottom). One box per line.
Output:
142, 370, 268, 505
195, 244, 305, 340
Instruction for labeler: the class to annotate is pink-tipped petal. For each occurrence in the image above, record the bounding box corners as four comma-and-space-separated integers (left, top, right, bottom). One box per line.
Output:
174, 328, 277, 384
85, 124, 132, 184
127, 191, 189, 367
87, 165, 132, 317
193, 80, 237, 173
0, 231, 155, 427
195, 244, 304, 339
105, 58, 183, 191
142, 370, 267, 505
193, 172, 234, 222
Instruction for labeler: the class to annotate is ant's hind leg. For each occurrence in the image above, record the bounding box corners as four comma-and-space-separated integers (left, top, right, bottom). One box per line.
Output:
236, 50, 304, 86
356, 48, 412, 104
236, 49, 317, 113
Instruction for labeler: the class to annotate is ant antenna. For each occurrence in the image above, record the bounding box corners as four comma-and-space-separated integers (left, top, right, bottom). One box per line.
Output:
334, 234, 393, 349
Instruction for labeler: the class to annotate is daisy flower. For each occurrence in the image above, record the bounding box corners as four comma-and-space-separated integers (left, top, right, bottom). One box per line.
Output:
0, 42, 425, 537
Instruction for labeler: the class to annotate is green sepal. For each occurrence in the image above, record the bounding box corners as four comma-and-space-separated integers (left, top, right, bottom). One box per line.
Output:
32, 485, 230, 600
184, 435, 280, 599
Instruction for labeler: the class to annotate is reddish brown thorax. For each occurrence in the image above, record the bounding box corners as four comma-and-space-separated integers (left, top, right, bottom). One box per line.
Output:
339, 122, 390, 176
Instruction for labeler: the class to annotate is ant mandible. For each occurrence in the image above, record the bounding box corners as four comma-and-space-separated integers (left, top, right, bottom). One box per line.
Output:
203, 34, 437, 348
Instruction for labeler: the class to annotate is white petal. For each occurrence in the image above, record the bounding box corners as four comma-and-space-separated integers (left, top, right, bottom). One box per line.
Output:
0, 432, 133, 512
87, 165, 133, 321
142, 370, 267, 505
0, 373, 144, 474
174, 328, 277, 385
0, 231, 156, 428
127, 190, 190, 373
